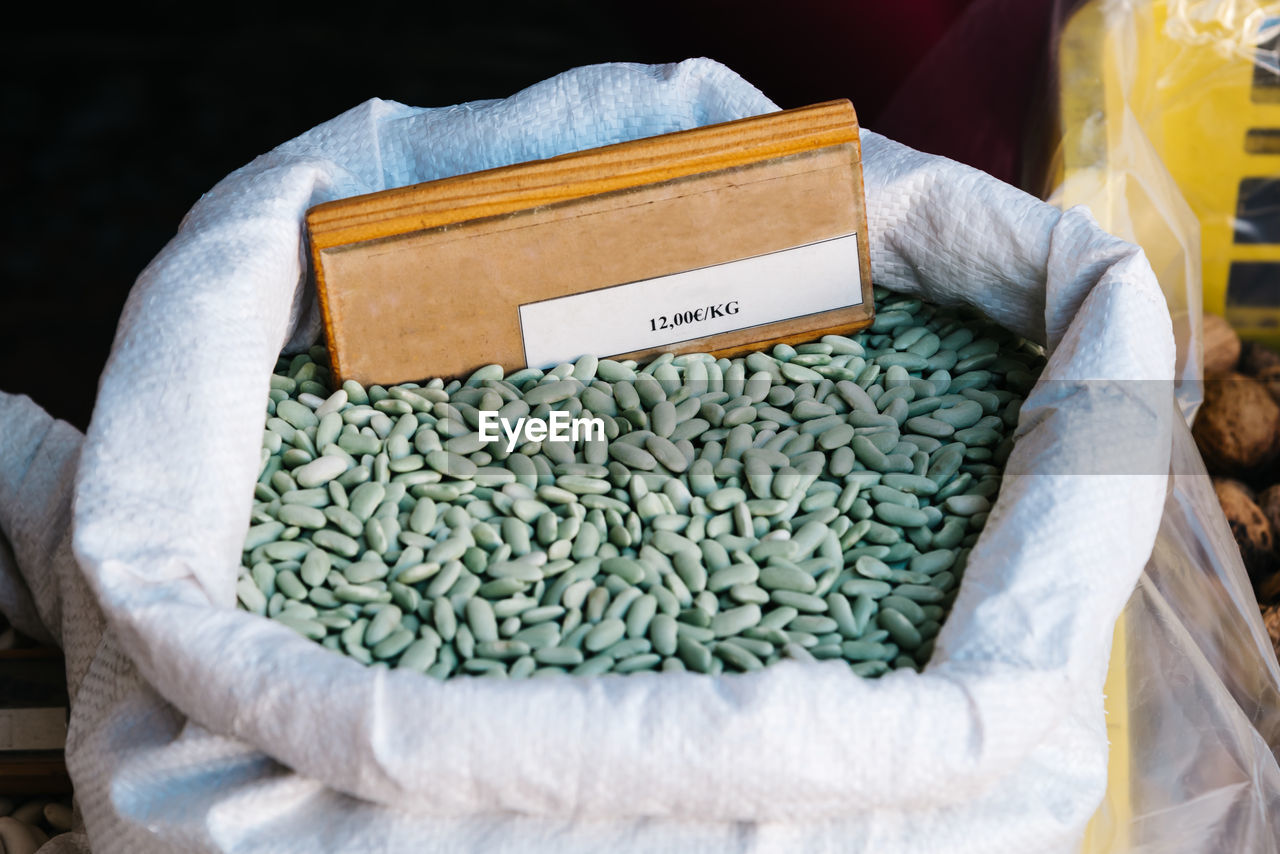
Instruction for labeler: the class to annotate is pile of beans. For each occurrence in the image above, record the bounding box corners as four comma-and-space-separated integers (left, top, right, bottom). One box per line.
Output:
0, 796, 74, 853
238, 287, 1045, 678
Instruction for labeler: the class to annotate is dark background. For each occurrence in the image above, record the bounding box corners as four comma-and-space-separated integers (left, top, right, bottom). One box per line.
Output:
1, 2, 1071, 431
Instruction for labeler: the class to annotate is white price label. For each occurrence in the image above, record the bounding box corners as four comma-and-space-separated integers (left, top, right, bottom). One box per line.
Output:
517, 233, 863, 369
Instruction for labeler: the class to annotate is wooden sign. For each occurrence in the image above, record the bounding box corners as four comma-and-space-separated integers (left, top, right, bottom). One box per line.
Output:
307, 100, 873, 386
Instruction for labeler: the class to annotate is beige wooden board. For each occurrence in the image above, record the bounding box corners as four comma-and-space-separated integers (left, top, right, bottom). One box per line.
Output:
309, 100, 873, 385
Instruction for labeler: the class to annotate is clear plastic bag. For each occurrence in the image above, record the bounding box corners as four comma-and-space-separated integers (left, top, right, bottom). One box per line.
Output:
1090, 424, 1280, 852
1046, 1, 1280, 850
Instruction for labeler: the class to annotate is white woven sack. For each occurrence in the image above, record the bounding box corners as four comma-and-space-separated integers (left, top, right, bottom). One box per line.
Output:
60, 58, 1173, 851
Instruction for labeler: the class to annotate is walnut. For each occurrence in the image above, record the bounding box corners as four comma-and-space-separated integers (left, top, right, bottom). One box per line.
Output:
1213, 478, 1277, 584
1193, 373, 1280, 477
1203, 313, 1242, 375
1240, 340, 1280, 377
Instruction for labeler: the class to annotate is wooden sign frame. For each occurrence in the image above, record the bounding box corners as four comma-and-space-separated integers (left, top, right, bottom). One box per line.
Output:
307, 100, 873, 386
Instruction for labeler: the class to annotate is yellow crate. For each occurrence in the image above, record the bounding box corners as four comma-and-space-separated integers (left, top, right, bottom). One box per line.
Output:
1056, 0, 1280, 350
